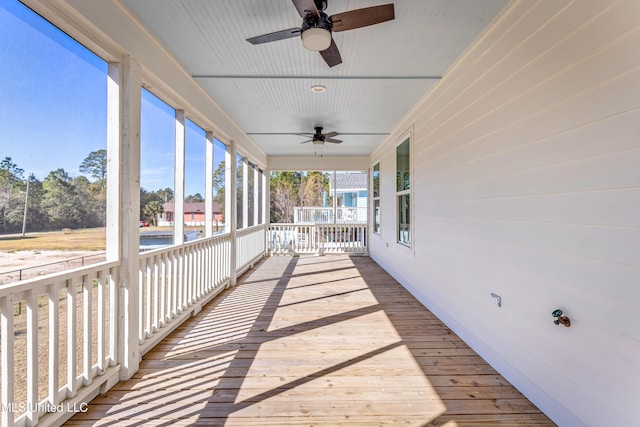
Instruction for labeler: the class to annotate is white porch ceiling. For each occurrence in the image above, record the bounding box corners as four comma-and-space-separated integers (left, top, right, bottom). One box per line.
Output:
120, 0, 508, 157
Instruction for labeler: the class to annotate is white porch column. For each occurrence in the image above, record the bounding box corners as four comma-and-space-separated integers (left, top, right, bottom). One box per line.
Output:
114, 55, 141, 380
332, 170, 337, 224
253, 165, 259, 226
226, 141, 237, 285
242, 158, 248, 229
263, 168, 270, 255
174, 110, 186, 244
204, 131, 214, 238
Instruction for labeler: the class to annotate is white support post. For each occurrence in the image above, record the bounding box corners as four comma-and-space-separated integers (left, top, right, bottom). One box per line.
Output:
117, 55, 141, 380
253, 165, 259, 227
367, 166, 371, 255
205, 131, 214, 238
242, 158, 248, 229
174, 110, 186, 245
264, 168, 270, 255
227, 141, 237, 286
105, 62, 121, 376
332, 170, 337, 224
106, 64, 121, 261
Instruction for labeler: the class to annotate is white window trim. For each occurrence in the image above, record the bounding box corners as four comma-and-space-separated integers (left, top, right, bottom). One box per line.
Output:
395, 129, 413, 249
372, 162, 381, 235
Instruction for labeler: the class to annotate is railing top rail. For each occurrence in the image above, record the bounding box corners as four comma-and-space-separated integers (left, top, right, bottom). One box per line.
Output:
236, 224, 268, 237
0, 259, 121, 297
269, 223, 367, 227
138, 230, 233, 257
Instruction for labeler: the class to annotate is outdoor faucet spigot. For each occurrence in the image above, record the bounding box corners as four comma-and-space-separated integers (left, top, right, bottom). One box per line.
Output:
552, 309, 571, 327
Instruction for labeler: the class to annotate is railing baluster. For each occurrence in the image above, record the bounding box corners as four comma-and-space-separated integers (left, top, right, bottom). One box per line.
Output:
159, 254, 166, 328
138, 262, 145, 343
153, 256, 159, 332
49, 284, 60, 404
26, 289, 39, 424
83, 274, 92, 385
108, 268, 117, 366
97, 270, 105, 372
1, 293, 15, 427
145, 259, 152, 337
67, 278, 77, 398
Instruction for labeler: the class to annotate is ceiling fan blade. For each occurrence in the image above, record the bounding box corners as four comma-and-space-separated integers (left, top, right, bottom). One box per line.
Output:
246, 28, 301, 45
323, 131, 339, 139
331, 4, 395, 32
326, 138, 342, 144
320, 39, 342, 67
292, 0, 319, 18
299, 139, 313, 144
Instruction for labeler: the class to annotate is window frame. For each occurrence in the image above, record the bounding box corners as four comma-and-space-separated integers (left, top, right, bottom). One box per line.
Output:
372, 162, 380, 234
395, 134, 412, 247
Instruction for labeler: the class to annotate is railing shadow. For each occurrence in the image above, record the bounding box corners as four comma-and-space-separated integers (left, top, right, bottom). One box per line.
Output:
66, 255, 553, 426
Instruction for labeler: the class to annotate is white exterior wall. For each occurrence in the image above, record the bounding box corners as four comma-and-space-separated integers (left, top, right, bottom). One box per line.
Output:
370, 1, 640, 426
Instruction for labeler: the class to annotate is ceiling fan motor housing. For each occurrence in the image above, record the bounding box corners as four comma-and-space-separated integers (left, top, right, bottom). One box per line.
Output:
301, 10, 332, 33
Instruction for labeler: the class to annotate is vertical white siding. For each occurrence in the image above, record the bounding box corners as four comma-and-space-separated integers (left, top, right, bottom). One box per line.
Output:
370, 1, 640, 426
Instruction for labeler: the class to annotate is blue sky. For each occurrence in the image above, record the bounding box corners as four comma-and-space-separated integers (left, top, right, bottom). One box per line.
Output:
0, 0, 224, 197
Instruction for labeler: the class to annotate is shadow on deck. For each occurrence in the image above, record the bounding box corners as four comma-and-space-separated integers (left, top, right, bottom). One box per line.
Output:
66, 255, 555, 426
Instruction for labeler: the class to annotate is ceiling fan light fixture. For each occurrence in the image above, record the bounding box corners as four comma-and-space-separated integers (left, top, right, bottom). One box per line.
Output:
310, 84, 327, 93
301, 28, 332, 51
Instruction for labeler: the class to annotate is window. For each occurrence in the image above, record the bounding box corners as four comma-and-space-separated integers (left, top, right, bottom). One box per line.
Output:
396, 138, 410, 246
212, 138, 225, 233
141, 89, 175, 244
372, 163, 380, 234
0, 0, 108, 242
185, 119, 206, 239
258, 169, 264, 225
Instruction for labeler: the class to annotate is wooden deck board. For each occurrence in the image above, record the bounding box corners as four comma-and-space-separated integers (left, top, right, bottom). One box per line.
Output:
65, 255, 555, 426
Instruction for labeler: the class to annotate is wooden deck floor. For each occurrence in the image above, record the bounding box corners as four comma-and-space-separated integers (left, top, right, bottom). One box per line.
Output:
66, 255, 555, 426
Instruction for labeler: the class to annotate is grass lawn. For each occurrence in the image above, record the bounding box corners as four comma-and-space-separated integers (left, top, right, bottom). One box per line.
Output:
0, 228, 107, 251
0, 226, 206, 252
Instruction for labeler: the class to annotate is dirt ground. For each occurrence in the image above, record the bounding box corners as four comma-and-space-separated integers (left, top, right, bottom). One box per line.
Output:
0, 250, 105, 285
0, 250, 107, 415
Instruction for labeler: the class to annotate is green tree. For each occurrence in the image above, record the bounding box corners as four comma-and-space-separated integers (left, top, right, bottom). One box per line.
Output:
79, 150, 107, 226
212, 161, 225, 218
0, 157, 25, 231
269, 171, 301, 223
23, 175, 47, 231
185, 193, 204, 203
143, 200, 164, 225
42, 168, 85, 228
157, 187, 174, 203
79, 149, 107, 184
301, 171, 329, 207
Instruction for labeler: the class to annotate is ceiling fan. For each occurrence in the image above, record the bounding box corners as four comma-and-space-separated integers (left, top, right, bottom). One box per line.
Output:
246, 0, 395, 67
299, 127, 342, 145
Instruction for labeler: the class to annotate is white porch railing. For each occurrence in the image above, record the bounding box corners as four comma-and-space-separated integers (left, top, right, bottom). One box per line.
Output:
0, 222, 359, 426
0, 228, 269, 427
268, 223, 368, 255
236, 225, 267, 273
0, 260, 120, 427
137, 232, 234, 354
293, 207, 367, 224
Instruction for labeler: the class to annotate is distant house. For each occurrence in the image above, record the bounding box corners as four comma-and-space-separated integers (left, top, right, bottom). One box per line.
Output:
332, 171, 367, 209
294, 171, 368, 224
158, 201, 223, 227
